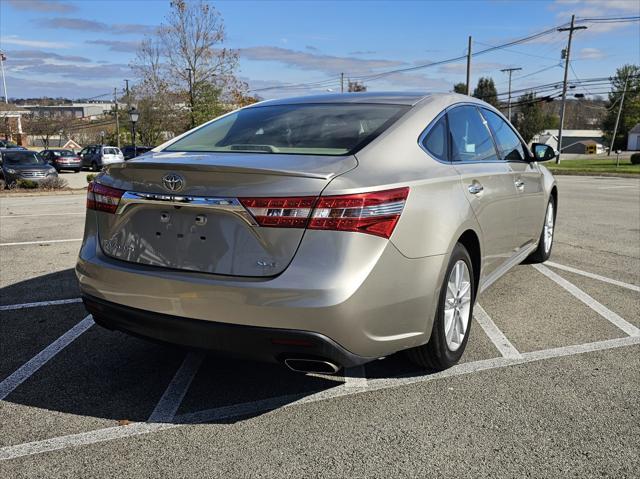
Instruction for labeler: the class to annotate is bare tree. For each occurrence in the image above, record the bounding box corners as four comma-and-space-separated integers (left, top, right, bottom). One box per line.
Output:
161, 0, 240, 128
348, 80, 367, 92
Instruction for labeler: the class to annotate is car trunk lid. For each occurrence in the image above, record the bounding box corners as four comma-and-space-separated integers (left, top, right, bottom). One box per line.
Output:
93, 151, 357, 277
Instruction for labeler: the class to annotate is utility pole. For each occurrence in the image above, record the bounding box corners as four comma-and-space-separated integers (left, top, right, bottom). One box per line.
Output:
556, 15, 586, 163
340, 72, 344, 93
608, 74, 629, 156
0, 51, 8, 103
501, 67, 522, 123
466, 36, 472, 95
113, 87, 120, 149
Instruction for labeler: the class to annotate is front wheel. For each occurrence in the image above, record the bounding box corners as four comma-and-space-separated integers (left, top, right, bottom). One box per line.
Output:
408, 243, 475, 371
526, 196, 556, 264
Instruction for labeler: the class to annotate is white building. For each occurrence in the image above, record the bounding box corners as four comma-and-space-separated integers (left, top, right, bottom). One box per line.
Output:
627, 124, 640, 151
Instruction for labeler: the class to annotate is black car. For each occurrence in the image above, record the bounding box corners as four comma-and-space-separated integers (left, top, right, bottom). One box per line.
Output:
0, 149, 58, 188
40, 149, 82, 172
121, 145, 154, 160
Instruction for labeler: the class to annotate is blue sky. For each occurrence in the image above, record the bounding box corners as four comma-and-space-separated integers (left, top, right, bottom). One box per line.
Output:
0, 0, 638, 100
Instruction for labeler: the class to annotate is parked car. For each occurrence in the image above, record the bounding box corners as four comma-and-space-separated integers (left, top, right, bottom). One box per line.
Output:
78, 92, 557, 374
0, 149, 58, 188
40, 149, 82, 172
0, 140, 26, 150
79, 145, 124, 171
121, 145, 154, 160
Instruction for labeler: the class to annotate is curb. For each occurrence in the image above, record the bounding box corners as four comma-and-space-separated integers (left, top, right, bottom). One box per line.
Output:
0, 189, 87, 198
549, 170, 640, 178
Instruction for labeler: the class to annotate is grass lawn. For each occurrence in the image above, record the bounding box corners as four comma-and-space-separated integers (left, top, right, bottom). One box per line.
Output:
547, 158, 640, 175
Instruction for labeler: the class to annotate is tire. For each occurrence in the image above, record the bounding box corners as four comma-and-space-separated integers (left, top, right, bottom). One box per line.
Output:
526, 195, 556, 264
91, 161, 99, 172
0, 178, 5, 190
408, 243, 475, 371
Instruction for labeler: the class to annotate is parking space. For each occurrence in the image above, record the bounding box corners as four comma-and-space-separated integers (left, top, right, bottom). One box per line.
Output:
0, 175, 638, 476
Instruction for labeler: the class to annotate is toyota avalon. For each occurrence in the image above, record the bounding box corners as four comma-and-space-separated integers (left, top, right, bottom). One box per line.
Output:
77, 92, 557, 373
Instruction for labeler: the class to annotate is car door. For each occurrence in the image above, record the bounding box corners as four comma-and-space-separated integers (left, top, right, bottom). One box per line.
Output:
481, 108, 546, 250
447, 105, 519, 282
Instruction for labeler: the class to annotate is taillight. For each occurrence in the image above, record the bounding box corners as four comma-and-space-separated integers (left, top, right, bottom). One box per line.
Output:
87, 181, 125, 214
240, 187, 409, 239
239, 197, 316, 228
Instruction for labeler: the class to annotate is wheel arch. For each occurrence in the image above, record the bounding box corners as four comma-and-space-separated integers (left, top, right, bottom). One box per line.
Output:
457, 229, 481, 298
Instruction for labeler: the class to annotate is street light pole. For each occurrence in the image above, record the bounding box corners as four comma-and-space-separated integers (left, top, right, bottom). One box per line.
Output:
129, 107, 139, 158
466, 36, 472, 95
501, 67, 522, 123
0, 51, 8, 103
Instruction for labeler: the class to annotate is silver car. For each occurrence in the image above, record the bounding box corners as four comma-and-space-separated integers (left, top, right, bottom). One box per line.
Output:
80, 145, 124, 171
77, 92, 557, 373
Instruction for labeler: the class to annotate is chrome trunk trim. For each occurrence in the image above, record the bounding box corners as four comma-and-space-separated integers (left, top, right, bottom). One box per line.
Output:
115, 191, 258, 226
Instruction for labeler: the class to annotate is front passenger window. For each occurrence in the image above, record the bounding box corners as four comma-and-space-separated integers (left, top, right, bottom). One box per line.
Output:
481, 109, 526, 162
447, 106, 498, 162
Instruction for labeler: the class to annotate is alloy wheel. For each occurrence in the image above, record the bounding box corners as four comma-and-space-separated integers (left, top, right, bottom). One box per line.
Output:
444, 260, 472, 351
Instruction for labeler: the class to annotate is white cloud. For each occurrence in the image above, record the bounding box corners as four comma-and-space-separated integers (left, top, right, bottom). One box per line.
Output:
577, 47, 606, 59
0, 36, 70, 49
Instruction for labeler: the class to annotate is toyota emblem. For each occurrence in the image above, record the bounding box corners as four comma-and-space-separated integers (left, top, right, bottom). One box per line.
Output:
162, 173, 185, 192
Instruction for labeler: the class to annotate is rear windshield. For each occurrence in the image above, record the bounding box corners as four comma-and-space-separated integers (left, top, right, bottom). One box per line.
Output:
53, 150, 75, 157
164, 103, 410, 156
2, 151, 46, 165
103, 147, 120, 155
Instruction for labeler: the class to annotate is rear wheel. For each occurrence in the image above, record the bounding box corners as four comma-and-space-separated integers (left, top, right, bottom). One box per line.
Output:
408, 243, 474, 371
526, 196, 555, 264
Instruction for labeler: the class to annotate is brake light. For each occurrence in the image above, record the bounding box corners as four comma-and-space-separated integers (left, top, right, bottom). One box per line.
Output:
239, 197, 316, 228
87, 181, 125, 214
240, 187, 409, 239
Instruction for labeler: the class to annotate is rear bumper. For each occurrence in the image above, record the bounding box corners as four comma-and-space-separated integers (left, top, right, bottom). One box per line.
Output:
77, 217, 448, 359
83, 293, 371, 367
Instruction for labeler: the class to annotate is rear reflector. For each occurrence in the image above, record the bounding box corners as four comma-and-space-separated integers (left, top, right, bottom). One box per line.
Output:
240, 187, 409, 239
87, 181, 125, 214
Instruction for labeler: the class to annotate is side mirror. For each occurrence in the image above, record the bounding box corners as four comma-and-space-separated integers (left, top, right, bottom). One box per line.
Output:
531, 143, 556, 162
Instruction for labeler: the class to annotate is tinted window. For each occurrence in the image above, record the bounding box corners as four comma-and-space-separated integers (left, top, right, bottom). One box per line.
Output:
481, 109, 525, 162
421, 115, 448, 161
2, 151, 46, 165
165, 104, 410, 156
447, 106, 498, 162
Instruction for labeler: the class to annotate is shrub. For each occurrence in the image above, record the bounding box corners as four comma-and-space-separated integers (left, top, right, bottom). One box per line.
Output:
86, 173, 97, 183
16, 179, 38, 189
631, 153, 640, 165
38, 177, 68, 190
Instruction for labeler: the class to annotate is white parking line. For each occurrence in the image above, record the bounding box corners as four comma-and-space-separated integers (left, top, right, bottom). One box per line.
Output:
473, 304, 522, 359
0, 298, 82, 312
0, 213, 85, 218
532, 264, 640, 337
544, 261, 640, 292
0, 238, 82, 247
0, 315, 94, 401
343, 365, 368, 389
3, 334, 638, 461
147, 353, 204, 423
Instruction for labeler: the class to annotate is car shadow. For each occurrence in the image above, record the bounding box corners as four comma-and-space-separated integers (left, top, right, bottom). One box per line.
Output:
1, 269, 437, 427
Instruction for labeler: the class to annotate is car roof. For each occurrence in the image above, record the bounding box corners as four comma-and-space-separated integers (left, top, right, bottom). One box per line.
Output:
255, 91, 432, 107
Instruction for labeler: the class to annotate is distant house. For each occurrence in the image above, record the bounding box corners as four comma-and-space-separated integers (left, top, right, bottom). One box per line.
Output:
533, 129, 605, 154
628, 124, 640, 151
63, 139, 82, 150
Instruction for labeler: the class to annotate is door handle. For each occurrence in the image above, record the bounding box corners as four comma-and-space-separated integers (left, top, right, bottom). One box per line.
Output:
468, 183, 484, 194
515, 179, 525, 189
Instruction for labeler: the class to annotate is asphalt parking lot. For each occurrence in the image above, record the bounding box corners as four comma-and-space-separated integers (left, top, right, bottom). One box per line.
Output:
1, 175, 639, 477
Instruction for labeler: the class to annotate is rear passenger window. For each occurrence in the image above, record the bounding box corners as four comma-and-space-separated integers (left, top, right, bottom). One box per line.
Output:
421, 115, 448, 161
481, 109, 526, 162
447, 106, 499, 162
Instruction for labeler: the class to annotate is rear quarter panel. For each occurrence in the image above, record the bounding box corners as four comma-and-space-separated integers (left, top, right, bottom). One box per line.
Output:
324, 95, 481, 260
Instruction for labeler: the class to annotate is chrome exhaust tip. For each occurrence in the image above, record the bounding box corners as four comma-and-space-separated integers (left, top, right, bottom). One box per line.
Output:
284, 358, 341, 375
